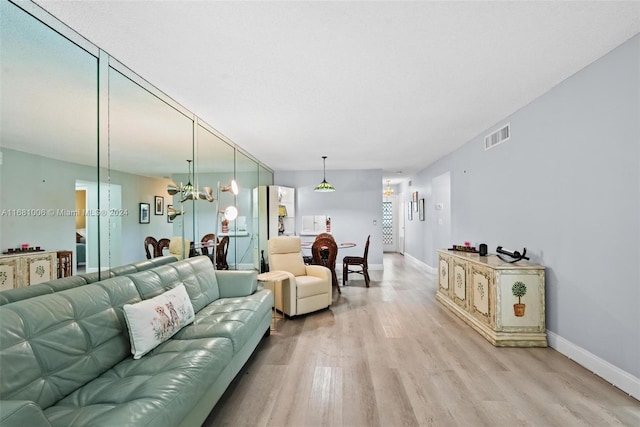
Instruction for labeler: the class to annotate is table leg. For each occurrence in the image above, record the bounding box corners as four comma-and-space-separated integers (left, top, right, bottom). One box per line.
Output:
264, 278, 286, 331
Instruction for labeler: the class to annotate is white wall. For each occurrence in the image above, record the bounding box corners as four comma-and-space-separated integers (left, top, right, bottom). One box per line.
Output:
404, 35, 640, 390
274, 169, 383, 267
0, 148, 174, 267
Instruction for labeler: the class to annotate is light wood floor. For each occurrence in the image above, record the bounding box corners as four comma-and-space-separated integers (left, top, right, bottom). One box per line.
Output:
204, 253, 639, 426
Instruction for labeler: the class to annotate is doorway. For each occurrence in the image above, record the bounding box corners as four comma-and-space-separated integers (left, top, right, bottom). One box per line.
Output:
382, 195, 401, 253
75, 180, 122, 272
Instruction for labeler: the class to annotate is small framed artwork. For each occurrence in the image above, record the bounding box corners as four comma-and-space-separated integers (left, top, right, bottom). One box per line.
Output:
139, 203, 150, 224
412, 191, 419, 211
154, 196, 164, 215
167, 204, 174, 223
408, 202, 413, 220
419, 198, 425, 221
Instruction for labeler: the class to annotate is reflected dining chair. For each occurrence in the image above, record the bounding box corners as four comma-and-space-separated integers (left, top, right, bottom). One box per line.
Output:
156, 238, 170, 257
144, 236, 158, 260
216, 236, 230, 270
311, 236, 340, 294
200, 233, 217, 257
342, 235, 370, 287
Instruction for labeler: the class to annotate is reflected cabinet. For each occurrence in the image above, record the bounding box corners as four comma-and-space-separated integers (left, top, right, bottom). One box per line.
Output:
0, 252, 57, 290
437, 250, 547, 347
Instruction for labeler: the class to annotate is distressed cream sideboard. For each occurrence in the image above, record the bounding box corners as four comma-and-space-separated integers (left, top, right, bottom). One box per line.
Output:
0, 251, 57, 290
437, 249, 546, 347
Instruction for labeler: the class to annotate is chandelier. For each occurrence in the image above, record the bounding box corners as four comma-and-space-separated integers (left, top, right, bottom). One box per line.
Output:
383, 179, 394, 196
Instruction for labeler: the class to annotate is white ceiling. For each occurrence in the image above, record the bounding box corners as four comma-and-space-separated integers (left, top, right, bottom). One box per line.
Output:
33, 0, 640, 181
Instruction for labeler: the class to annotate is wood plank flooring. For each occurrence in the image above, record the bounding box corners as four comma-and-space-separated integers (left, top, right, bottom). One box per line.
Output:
203, 253, 639, 426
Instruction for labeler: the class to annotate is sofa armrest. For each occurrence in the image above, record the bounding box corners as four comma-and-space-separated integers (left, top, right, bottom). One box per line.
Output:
0, 401, 52, 427
216, 270, 258, 298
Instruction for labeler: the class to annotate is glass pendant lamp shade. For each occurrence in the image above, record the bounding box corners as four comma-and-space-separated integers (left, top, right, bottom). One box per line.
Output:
183, 160, 194, 192
220, 180, 239, 195
314, 156, 335, 192
222, 205, 239, 221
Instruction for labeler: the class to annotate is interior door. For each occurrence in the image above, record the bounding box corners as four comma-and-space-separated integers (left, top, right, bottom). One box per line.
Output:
382, 196, 398, 252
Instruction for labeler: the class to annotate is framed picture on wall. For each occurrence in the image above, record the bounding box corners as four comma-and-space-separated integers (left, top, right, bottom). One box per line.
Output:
154, 196, 164, 215
412, 191, 419, 211
139, 203, 150, 224
408, 202, 413, 220
419, 198, 425, 221
167, 205, 174, 223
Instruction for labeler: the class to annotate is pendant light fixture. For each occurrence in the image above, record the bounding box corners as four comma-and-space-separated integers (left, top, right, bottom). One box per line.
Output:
183, 160, 194, 192
383, 179, 394, 197
314, 156, 335, 192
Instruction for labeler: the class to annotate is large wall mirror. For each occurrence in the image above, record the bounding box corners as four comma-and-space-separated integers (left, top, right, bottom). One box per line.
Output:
0, 0, 98, 271
107, 66, 194, 268
194, 124, 235, 267
234, 151, 259, 270
1, 1, 273, 276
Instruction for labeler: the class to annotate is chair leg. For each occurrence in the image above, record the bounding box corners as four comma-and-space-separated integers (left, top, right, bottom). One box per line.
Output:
343, 263, 348, 286
363, 266, 370, 287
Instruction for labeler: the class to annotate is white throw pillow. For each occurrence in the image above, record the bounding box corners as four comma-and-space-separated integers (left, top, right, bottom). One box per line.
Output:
123, 284, 195, 359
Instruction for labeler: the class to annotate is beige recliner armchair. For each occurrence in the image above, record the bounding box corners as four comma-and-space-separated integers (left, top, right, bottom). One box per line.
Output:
168, 237, 191, 260
267, 236, 332, 316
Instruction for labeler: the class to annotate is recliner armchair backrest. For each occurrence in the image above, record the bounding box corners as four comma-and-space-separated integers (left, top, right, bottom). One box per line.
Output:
169, 237, 191, 260
268, 236, 306, 276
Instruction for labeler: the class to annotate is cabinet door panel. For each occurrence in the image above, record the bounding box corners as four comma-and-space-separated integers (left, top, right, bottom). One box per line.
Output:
439, 257, 450, 293
452, 260, 467, 308
470, 264, 494, 327
0, 260, 19, 290
496, 271, 545, 332
27, 254, 55, 285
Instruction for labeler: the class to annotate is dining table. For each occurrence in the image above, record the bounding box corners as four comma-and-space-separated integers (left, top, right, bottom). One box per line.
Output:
301, 241, 356, 289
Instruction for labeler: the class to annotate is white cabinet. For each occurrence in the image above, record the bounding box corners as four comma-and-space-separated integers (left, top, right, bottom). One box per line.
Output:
257, 185, 295, 267
0, 251, 57, 290
437, 249, 546, 347
301, 215, 329, 236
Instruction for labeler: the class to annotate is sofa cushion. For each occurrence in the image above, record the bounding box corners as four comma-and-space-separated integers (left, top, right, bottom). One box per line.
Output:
171, 256, 220, 312
79, 270, 114, 283
127, 265, 181, 300
0, 277, 139, 409
109, 264, 138, 276
173, 289, 272, 353
43, 337, 234, 427
123, 284, 195, 359
0, 275, 89, 306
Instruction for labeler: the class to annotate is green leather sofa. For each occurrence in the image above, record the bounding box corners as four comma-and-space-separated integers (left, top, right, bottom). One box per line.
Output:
0, 256, 273, 427
0, 256, 179, 306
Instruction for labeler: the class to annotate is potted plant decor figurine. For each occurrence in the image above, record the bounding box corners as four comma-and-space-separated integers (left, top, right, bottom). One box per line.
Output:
512, 281, 527, 317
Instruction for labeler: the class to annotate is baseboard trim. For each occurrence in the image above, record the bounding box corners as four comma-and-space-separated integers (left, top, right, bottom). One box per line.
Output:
403, 252, 437, 274
547, 330, 639, 401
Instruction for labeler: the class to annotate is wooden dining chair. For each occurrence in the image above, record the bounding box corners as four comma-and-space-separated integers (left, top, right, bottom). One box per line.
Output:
316, 232, 335, 241
311, 236, 340, 293
343, 235, 370, 287
144, 236, 158, 259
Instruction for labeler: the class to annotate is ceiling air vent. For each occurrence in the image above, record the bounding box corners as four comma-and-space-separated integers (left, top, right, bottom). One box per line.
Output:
484, 123, 510, 150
